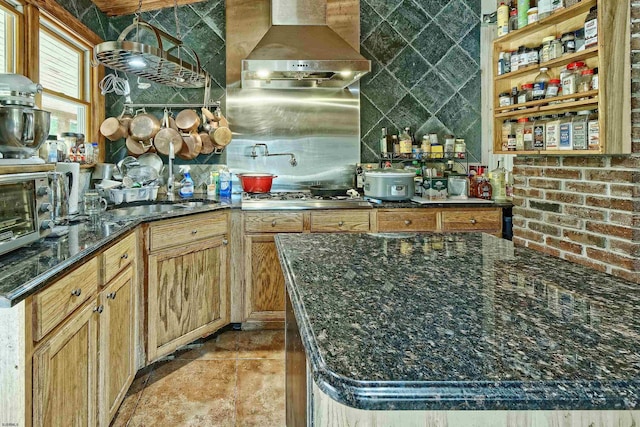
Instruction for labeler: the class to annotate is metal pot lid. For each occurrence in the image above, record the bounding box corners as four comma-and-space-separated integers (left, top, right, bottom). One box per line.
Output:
364, 168, 415, 177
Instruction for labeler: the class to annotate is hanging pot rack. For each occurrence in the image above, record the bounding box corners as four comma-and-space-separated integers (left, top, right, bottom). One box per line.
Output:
94, 17, 209, 88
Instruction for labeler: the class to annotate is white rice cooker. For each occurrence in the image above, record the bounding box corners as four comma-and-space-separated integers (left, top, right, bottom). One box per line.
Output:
363, 169, 415, 201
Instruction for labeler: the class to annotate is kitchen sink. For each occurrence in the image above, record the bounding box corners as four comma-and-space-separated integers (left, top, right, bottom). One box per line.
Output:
107, 204, 186, 217
178, 201, 207, 208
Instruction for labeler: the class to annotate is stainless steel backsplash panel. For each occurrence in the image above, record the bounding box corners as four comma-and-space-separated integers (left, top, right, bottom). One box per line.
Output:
226, 86, 361, 191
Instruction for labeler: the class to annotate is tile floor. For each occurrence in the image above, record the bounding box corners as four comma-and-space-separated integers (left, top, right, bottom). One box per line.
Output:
111, 329, 286, 427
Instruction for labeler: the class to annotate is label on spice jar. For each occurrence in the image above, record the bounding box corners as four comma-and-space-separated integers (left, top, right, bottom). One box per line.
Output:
533, 124, 545, 149
588, 120, 600, 150
585, 18, 598, 48
545, 121, 560, 149
559, 122, 573, 150
533, 81, 546, 99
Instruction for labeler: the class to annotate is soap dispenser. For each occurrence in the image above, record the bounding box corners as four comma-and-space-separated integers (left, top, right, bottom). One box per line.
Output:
179, 166, 194, 199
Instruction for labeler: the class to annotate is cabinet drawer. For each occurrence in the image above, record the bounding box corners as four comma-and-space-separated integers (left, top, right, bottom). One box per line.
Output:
244, 212, 304, 233
102, 232, 136, 285
149, 212, 228, 252
442, 209, 501, 232
34, 257, 98, 341
377, 210, 438, 232
310, 210, 370, 232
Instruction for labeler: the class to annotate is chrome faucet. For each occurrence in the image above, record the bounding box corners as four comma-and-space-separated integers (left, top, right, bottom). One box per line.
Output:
166, 141, 175, 201
250, 143, 297, 167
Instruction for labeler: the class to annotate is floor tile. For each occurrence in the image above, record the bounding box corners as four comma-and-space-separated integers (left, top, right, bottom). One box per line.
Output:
111, 368, 153, 427
236, 330, 285, 360
236, 359, 286, 427
127, 359, 237, 427
177, 330, 239, 360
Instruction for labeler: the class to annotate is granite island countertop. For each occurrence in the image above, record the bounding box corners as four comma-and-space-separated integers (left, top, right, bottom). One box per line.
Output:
0, 199, 233, 307
275, 232, 640, 411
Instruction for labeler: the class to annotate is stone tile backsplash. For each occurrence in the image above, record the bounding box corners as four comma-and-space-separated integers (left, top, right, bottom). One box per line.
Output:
56, 0, 481, 164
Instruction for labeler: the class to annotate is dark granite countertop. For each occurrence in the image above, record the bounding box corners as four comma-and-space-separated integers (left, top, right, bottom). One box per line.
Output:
275, 232, 640, 411
372, 199, 512, 209
0, 200, 232, 307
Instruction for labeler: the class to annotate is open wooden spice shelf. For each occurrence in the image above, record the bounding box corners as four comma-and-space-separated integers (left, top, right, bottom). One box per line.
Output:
495, 46, 599, 81
495, 91, 598, 118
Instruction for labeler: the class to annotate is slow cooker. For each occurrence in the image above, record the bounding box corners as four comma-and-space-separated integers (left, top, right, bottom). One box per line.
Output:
363, 169, 415, 201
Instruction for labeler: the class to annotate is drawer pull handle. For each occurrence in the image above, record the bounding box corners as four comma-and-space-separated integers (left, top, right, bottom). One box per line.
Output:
93, 305, 104, 314
271, 220, 277, 227
106, 292, 117, 300
470, 219, 477, 224
222, 239, 229, 245
191, 230, 198, 235
338, 221, 344, 227
71, 288, 82, 297
404, 220, 412, 225
121, 253, 128, 260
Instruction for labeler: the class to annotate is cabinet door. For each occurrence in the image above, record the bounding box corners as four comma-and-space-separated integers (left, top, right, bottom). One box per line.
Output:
33, 301, 98, 427
147, 236, 229, 362
244, 234, 286, 325
98, 266, 135, 426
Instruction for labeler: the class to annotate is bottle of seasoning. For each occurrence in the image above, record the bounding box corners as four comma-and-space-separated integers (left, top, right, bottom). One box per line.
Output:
579, 69, 594, 93
538, 0, 552, 19
550, 38, 562, 60
502, 120, 516, 150
561, 61, 585, 99
517, 0, 529, 29
533, 67, 551, 100
527, 7, 538, 24
509, 8, 519, 32
454, 139, 466, 159
511, 86, 519, 105
517, 83, 534, 106
533, 116, 547, 149
545, 78, 562, 99
497, 2, 510, 37
515, 117, 529, 150
558, 113, 574, 150
380, 127, 388, 155
527, 46, 539, 66
591, 67, 599, 90
540, 36, 554, 63
391, 134, 400, 155
523, 118, 534, 150
584, 6, 598, 48
507, 134, 517, 151
421, 135, 431, 155
561, 32, 576, 54
517, 45, 527, 68
430, 135, 444, 159
572, 111, 589, 150
399, 127, 413, 155
510, 50, 520, 72
588, 110, 600, 151
490, 160, 507, 201
444, 134, 455, 158
498, 52, 507, 75
545, 115, 560, 150
476, 177, 493, 200
499, 92, 512, 107
62, 132, 77, 162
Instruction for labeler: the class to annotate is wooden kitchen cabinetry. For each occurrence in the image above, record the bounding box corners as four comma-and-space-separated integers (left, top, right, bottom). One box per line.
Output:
146, 211, 229, 362
31, 231, 138, 427
492, 0, 630, 155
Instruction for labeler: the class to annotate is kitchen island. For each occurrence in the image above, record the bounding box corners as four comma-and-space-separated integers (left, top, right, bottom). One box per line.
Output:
276, 232, 640, 426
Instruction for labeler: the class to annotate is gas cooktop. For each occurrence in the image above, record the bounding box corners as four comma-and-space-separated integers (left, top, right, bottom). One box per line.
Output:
240, 191, 372, 210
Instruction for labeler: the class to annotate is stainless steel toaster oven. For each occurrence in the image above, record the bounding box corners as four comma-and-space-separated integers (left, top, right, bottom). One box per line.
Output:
0, 172, 52, 256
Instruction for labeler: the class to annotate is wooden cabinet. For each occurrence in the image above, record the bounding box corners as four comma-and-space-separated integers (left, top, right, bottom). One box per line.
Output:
492, 0, 630, 155
309, 210, 370, 233
146, 212, 229, 362
441, 209, 502, 236
32, 298, 99, 427
101, 232, 136, 285
376, 209, 439, 232
97, 266, 135, 426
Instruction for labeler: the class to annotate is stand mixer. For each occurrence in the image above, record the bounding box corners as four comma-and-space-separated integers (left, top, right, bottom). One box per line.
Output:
0, 73, 51, 161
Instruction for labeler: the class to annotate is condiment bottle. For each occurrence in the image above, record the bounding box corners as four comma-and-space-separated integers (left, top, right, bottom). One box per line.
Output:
572, 111, 589, 150
502, 120, 516, 150
517, 83, 533, 106
399, 128, 412, 155
443, 134, 455, 158
584, 6, 598, 48
497, 2, 510, 37
490, 160, 507, 201
515, 117, 528, 150
545, 115, 560, 150
454, 139, 466, 159
517, 0, 529, 29
558, 113, 575, 150
523, 119, 534, 150
380, 127, 388, 155
508, 8, 519, 32
421, 135, 431, 155
533, 67, 551, 100
545, 79, 562, 99
588, 110, 600, 151
578, 69, 594, 93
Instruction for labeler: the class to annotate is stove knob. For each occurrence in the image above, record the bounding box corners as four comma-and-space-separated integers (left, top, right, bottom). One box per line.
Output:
37, 186, 50, 197
40, 203, 52, 213
41, 220, 54, 230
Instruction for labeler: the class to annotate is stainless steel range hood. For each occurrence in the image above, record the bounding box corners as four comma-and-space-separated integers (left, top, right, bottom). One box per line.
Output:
241, 0, 371, 89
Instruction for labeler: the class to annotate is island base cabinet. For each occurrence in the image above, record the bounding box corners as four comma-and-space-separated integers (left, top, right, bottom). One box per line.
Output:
32, 301, 98, 427
147, 236, 229, 362
98, 266, 135, 426
244, 234, 286, 328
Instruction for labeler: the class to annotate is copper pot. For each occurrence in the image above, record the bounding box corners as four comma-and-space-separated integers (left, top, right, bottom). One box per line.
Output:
129, 111, 161, 141
154, 110, 183, 156
210, 115, 232, 148
100, 117, 127, 141
199, 132, 214, 154
175, 109, 200, 132
177, 131, 202, 160
125, 136, 151, 156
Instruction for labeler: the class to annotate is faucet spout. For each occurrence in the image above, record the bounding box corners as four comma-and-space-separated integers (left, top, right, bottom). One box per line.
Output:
250, 143, 269, 158
166, 141, 175, 202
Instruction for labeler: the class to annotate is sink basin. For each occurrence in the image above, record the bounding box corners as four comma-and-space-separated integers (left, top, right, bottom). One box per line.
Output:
178, 201, 207, 208
107, 204, 185, 217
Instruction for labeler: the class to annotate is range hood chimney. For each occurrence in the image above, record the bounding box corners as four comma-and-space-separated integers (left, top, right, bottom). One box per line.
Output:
242, 0, 371, 89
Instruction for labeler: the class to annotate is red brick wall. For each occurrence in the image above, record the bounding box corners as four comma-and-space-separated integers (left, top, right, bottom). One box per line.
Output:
511, 1, 640, 283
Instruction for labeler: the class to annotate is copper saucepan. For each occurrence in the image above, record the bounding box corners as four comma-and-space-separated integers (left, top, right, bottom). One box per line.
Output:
154, 109, 183, 155
129, 110, 161, 142
175, 109, 201, 133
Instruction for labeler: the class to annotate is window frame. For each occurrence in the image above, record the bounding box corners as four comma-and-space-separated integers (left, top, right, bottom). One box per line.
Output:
0, 0, 23, 74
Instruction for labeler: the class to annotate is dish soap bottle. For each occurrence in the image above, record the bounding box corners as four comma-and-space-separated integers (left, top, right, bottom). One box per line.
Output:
219, 166, 232, 199
179, 166, 194, 199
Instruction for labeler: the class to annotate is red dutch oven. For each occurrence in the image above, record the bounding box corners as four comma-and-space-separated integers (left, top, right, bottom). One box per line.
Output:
237, 173, 277, 193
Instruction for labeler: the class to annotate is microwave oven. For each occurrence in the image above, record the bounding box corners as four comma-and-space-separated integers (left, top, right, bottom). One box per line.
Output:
0, 172, 52, 257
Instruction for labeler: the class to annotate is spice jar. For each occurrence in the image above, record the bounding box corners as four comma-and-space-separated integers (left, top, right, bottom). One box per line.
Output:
527, 7, 538, 24
533, 67, 551, 100
517, 83, 534, 106
561, 61, 586, 99
62, 132, 77, 161
540, 36, 554, 63
561, 32, 576, 54
454, 139, 466, 159
584, 6, 598, 48
579, 69, 594, 93
499, 92, 512, 107
515, 117, 529, 150
591, 67, 599, 90
545, 79, 562, 99
550, 38, 562, 60
502, 120, 517, 151
527, 47, 539, 66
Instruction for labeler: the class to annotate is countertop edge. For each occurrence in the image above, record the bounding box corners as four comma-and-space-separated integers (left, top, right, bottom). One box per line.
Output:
1, 203, 232, 307
275, 233, 640, 411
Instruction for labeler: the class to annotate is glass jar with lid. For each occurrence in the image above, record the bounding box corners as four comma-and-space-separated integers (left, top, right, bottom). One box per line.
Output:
561, 32, 576, 54
540, 36, 555, 63
517, 83, 534, 106
549, 38, 562, 60
545, 79, 562, 99
578, 68, 594, 93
